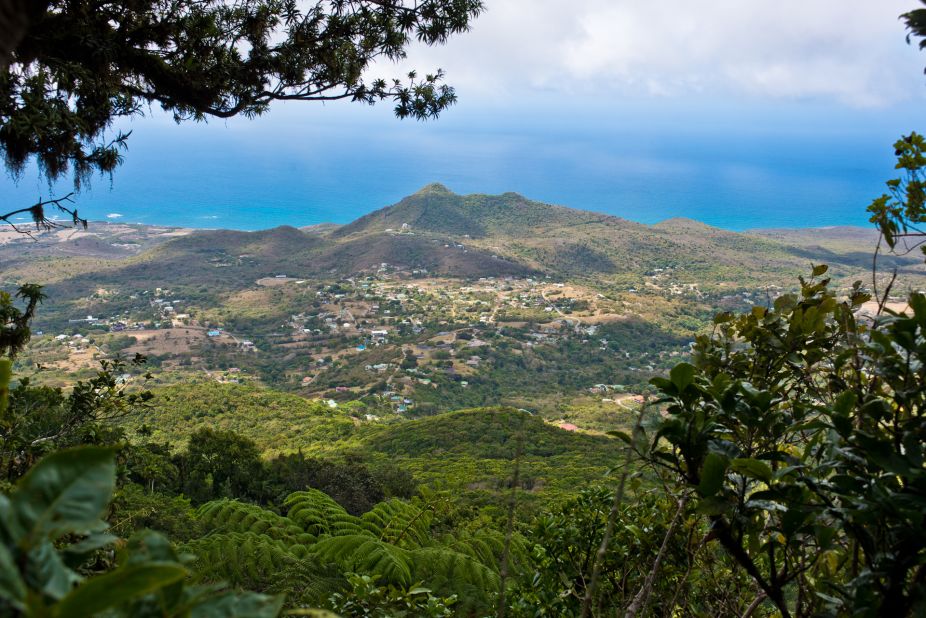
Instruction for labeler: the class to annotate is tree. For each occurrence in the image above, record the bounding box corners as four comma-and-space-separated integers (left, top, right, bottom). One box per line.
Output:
644, 137, 926, 616
0, 0, 483, 193
179, 427, 265, 503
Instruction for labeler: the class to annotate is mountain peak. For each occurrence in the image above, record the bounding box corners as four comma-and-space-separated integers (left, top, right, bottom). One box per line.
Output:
415, 182, 454, 195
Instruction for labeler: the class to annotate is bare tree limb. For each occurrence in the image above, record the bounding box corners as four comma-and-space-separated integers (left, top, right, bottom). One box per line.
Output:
0, 193, 86, 238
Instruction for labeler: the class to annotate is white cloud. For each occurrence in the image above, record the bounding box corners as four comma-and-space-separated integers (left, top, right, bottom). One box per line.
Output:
395, 0, 926, 107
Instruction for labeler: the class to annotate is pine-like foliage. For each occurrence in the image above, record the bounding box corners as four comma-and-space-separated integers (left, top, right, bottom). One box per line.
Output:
186, 489, 505, 610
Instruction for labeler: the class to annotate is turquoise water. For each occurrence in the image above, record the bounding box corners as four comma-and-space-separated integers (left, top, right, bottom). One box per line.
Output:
0, 100, 917, 231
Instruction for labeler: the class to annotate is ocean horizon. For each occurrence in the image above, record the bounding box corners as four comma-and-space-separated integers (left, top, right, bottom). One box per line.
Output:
1, 100, 917, 233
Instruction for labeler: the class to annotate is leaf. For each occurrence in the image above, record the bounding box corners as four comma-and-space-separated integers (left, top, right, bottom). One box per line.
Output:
62, 532, 118, 569
56, 562, 187, 618
698, 453, 729, 497
26, 540, 79, 600
607, 430, 632, 444
669, 363, 696, 392
187, 591, 285, 617
696, 496, 731, 516
649, 376, 674, 394
730, 458, 773, 484
12, 446, 117, 543
812, 264, 829, 277
0, 542, 26, 610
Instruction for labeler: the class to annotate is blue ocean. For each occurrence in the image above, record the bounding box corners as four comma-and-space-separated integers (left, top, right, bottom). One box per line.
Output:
0, 99, 918, 231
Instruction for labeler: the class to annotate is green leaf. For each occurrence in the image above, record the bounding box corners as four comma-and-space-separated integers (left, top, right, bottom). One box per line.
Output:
62, 532, 119, 569
26, 540, 79, 600
12, 446, 117, 543
698, 453, 728, 497
649, 376, 674, 393
730, 458, 773, 484
812, 264, 829, 277
0, 542, 26, 609
607, 430, 632, 444
695, 496, 730, 516
669, 363, 696, 392
56, 562, 187, 618
188, 591, 284, 617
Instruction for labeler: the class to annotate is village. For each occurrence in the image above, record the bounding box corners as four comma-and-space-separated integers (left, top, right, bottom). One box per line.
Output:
21, 265, 708, 423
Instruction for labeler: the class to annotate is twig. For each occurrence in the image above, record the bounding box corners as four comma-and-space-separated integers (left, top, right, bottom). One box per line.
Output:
740, 592, 768, 618
0, 193, 86, 237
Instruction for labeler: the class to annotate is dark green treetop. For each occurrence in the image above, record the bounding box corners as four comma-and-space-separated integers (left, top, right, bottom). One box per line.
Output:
1, 0, 483, 187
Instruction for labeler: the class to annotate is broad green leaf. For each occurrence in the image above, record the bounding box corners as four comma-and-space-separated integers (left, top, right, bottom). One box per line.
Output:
669, 363, 696, 392
56, 562, 187, 618
730, 458, 773, 484
408, 586, 432, 595
0, 542, 25, 609
26, 540, 79, 600
62, 532, 119, 569
698, 453, 728, 497
649, 376, 674, 393
812, 264, 829, 277
188, 591, 285, 617
607, 430, 632, 444
13, 446, 117, 543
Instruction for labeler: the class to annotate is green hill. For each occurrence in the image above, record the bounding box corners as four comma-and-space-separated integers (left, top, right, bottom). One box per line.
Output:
127, 383, 621, 497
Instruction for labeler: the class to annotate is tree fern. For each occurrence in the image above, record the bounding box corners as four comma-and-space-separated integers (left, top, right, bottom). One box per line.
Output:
197, 499, 313, 545
285, 489, 366, 537
183, 531, 305, 590
312, 534, 414, 587
445, 528, 527, 570
186, 488, 506, 613
409, 546, 501, 609
361, 498, 431, 547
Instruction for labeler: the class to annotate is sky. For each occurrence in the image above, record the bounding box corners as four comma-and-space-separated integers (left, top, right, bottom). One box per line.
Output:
396, 0, 925, 108
3, 0, 926, 230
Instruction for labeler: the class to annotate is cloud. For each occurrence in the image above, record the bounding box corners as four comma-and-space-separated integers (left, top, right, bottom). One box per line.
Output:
395, 0, 925, 107
106, 213, 123, 219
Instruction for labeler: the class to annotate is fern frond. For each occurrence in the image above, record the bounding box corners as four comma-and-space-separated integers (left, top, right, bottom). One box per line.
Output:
311, 534, 414, 588
285, 489, 364, 537
361, 498, 431, 547
197, 499, 310, 543
409, 546, 501, 609
182, 531, 306, 590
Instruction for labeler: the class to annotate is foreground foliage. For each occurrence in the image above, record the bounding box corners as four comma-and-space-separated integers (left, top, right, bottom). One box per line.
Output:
0, 445, 282, 617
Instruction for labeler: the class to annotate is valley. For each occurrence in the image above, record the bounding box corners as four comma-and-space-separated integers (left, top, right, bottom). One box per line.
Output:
7, 185, 922, 429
